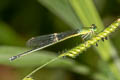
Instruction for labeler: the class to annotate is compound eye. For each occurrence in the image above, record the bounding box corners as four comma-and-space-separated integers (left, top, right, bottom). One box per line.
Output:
91, 24, 97, 29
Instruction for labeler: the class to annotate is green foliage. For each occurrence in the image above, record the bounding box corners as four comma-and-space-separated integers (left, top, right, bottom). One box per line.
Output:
38, 0, 82, 29
0, 0, 120, 80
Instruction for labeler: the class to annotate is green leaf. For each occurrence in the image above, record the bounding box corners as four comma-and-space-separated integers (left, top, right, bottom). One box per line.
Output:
0, 46, 90, 75
38, 0, 82, 29
68, 0, 120, 79
37, 0, 120, 79
0, 22, 24, 45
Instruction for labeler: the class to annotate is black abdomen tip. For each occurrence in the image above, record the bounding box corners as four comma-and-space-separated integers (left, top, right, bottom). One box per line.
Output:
9, 56, 17, 61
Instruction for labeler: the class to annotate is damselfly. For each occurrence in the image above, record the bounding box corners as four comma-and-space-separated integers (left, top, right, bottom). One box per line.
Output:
9, 24, 97, 61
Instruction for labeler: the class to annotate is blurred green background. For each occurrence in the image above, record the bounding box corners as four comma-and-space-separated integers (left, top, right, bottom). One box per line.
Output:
0, 0, 120, 80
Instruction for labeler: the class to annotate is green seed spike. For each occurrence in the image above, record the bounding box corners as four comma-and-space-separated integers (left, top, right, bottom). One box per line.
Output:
60, 18, 120, 58
23, 18, 120, 79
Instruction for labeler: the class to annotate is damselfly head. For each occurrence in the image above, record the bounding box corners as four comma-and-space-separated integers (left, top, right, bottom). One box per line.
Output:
91, 24, 97, 32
